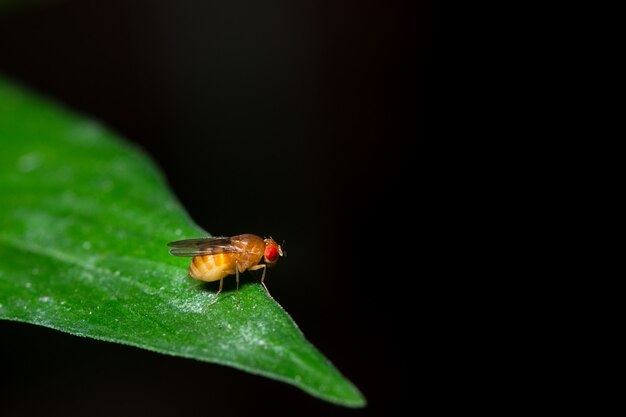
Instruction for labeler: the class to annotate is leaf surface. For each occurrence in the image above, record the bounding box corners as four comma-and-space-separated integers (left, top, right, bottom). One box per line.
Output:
0, 76, 364, 407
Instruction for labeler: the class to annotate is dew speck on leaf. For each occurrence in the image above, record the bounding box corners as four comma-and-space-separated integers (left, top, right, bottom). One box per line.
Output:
70, 120, 104, 144
17, 152, 43, 173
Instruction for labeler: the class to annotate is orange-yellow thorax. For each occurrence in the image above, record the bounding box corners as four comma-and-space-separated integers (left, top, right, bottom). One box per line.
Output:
188, 234, 265, 282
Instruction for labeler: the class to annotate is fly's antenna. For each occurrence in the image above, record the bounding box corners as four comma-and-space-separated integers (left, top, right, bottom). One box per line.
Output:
280, 239, 287, 257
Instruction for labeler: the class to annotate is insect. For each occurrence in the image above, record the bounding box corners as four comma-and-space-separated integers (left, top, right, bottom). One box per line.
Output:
168, 234, 285, 303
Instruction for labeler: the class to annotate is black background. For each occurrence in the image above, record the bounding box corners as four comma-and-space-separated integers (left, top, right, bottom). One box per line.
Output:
0, 1, 431, 415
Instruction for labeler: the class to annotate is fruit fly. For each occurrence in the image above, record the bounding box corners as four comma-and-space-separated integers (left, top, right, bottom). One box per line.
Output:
167, 234, 285, 303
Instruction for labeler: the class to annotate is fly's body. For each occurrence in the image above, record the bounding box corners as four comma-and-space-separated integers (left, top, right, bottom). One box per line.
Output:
168, 234, 284, 303
189, 234, 265, 282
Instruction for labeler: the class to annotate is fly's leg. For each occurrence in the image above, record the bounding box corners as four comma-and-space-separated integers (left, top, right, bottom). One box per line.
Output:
189, 281, 205, 290
248, 264, 273, 299
235, 261, 240, 305
210, 278, 224, 305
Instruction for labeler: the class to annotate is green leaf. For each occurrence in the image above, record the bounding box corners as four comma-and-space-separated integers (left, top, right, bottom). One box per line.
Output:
0, 76, 365, 408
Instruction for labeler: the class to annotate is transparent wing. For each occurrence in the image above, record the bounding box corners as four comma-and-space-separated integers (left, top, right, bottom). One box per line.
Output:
167, 236, 231, 248
167, 236, 239, 257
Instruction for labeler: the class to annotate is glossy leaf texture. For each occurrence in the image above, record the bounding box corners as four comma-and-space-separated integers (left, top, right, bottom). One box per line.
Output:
0, 76, 365, 408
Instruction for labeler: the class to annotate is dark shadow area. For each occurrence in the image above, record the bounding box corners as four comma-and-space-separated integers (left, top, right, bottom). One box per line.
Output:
0, 0, 431, 415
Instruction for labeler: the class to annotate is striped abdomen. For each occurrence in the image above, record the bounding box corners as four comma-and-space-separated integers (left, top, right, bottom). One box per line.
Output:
189, 253, 238, 282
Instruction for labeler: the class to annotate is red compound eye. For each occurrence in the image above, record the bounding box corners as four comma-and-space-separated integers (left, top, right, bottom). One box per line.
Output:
265, 245, 279, 262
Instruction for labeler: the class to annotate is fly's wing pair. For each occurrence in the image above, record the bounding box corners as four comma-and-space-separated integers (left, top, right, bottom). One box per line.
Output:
167, 236, 239, 257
